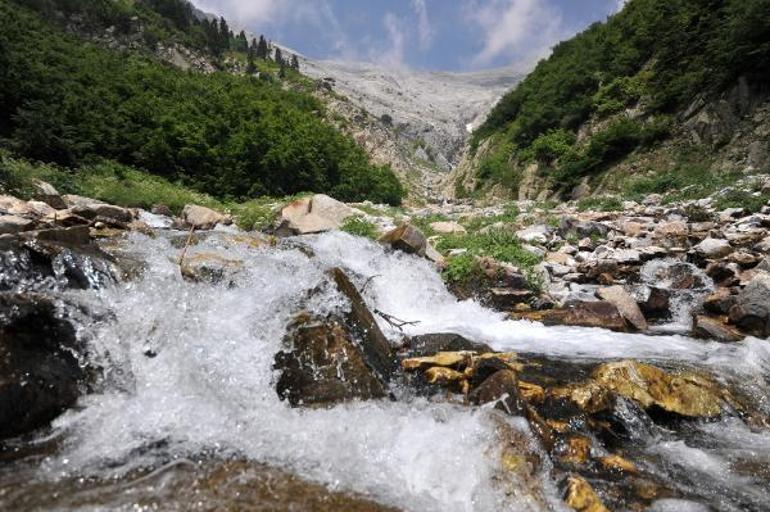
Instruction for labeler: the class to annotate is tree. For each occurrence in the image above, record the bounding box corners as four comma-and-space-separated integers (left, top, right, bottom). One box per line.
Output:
290, 54, 300, 71
246, 54, 257, 74
256, 35, 268, 60
217, 17, 230, 51
274, 46, 283, 66
235, 30, 248, 52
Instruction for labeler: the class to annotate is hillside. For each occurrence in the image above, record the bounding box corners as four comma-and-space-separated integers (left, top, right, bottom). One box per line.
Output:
450, 0, 770, 202
0, 0, 403, 205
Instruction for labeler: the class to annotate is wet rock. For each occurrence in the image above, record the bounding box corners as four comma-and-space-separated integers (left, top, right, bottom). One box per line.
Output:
32, 225, 92, 246
592, 360, 726, 418
596, 454, 637, 475
0, 294, 89, 439
43, 209, 91, 227
705, 261, 739, 286
180, 252, 243, 284
703, 288, 737, 315
563, 474, 609, 512
401, 351, 472, 371
692, 315, 745, 342
329, 268, 396, 379
378, 223, 427, 256
276, 195, 358, 235
537, 301, 629, 333
469, 369, 526, 415
70, 203, 134, 224
729, 271, 770, 338
404, 333, 493, 357
181, 204, 228, 230
489, 288, 534, 309
555, 435, 592, 465
429, 221, 466, 234
596, 286, 648, 332
274, 316, 387, 406
0, 214, 36, 234
639, 287, 671, 320
694, 238, 733, 259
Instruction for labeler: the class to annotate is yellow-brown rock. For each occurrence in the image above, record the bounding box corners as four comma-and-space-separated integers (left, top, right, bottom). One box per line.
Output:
597, 454, 637, 474
424, 366, 466, 385
557, 436, 592, 465
564, 474, 609, 512
401, 351, 472, 371
549, 381, 613, 414
592, 360, 724, 418
518, 381, 545, 403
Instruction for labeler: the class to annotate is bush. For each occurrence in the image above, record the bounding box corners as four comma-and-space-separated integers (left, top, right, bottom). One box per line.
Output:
442, 253, 480, 284
436, 229, 541, 269
713, 188, 769, 214
525, 129, 576, 164
340, 217, 379, 240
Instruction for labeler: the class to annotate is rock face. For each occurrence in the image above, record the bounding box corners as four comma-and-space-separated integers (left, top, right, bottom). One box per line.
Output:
276, 195, 359, 235
729, 271, 770, 338
0, 294, 89, 439
596, 286, 648, 331
181, 204, 228, 230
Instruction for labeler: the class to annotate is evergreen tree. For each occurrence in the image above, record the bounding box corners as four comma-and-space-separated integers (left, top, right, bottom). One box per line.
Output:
236, 30, 248, 52
290, 54, 300, 71
279, 64, 286, 79
256, 35, 268, 60
246, 54, 257, 75
274, 46, 283, 66
218, 17, 230, 51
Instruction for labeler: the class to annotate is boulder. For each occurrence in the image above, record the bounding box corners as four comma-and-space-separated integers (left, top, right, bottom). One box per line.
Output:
276, 195, 358, 235
469, 369, 526, 416
516, 225, 550, 244
181, 204, 228, 230
653, 221, 689, 239
639, 287, 671, 320
0, 195, 35, 216
62, 194, 105, 208
559, 218, 609, 239
26, 200, 56, 217
180, 252, 243, 284
729, 271, 770, 338
274, 316, 387, 406
0, 294, 89, 439
33, 180, 67, 209
703, 288, 737, 315
563, 474, 609, 512
592, 360, 726, 418
692, 315, 744, 342
378, 223, 427, 256
596, 286, 648, 331
429, 221, 466, 234
536, 301, 629, 333
0, 214, 36, 234
404, 333, 494, 357
694, 238, 733, 259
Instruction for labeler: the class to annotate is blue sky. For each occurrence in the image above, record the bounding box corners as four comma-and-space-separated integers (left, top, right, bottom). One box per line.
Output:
194, 0, 627, 71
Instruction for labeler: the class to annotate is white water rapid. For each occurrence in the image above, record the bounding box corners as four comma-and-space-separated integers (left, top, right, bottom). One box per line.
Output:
5, 230, 770, 511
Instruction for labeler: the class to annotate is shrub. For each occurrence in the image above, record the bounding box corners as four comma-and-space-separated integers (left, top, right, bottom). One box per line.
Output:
340, 217, 379, 240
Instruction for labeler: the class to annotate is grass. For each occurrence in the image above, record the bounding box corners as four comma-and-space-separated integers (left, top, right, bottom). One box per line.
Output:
712, 188, 769, 214
340, 217, 379, 240
463, 202, 520, 231
409, 213, 450, 237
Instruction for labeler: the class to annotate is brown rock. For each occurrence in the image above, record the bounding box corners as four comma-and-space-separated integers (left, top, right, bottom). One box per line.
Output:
556, 435, 592, 465
703, 288, 737, 315
469, 369, 526, 416
401, 351, 472, 371
181, 204, 228, 230
564, 474, 609, 512
539, 301, 629, 333
180, 252, 243, 284
404, 333, 493, 356
728, 271, 770, 338
692, 315, 745, 342
378, 223, 427, 256
596, 454, 637, 474
596, 286, 648, 331
0, 214, 36, 234
639, 287, 671, 319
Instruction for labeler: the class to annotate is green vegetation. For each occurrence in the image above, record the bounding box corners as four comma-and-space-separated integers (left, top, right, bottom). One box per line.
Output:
462, 203, 520, 231
713, 188, 769, 214
410, 214, 449, 237
340, 217, 379, 240
443, 253, 482, 284
0, 1, 403, 206
471, 0, 770, 192
576, 196, 624, 212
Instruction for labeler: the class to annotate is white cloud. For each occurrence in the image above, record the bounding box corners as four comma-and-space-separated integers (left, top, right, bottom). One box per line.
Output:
614, 0, 629, 13
411, 0, 434, 50
376, 12, 407, 68
466, 0, 565, 68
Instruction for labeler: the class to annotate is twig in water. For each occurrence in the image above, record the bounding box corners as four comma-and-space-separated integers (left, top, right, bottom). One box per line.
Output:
178, 225, 196, 266
359, 274, 382, 294
374, 308, 420, 332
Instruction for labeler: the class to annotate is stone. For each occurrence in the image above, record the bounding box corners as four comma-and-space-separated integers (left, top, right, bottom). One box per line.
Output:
0, 294, 89, 439
596, 454, 637, 474
596, 286, 648, 331
556, 435, 592, 465
639, 287, 671, 320
729, 271, 770, 338
653, 221, 689, 239
401, 351, 472, 371
274, 317, 387, 406
26, 200, 56, 217
181, 204, 228, 230
62, 194, 105, 208
276, 195, 358, 235
559, 218, 609, 239
33, 180, 67, 209
32, 226, 91, 246
180, 252, 243, 284
329, 268, 396, 379
151, 204, 174, 217
405, 333, 494, 356
592, 360, 726, 418
0, 214, 35, 234
703, 288, 737, 315
0, 195, 34, 216
621, 221, 647, 237
692, 315, 744, 342
516, 225, 550, 244
44, 209, 91, 227
469, 369, 526, 416
378, 223, 427, 256
489, 288, 534, 310
755, 236, 770, 253
538, 301, 629, 332
694, 238, 733, 258
563, 474, 609, 512
429, 221, 466, 234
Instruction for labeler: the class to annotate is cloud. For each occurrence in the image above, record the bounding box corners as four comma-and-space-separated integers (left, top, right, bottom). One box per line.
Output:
614, 0, 629, 13
376, 12, 407, 68
466, 0, 565, 68
411, 0, 434, 50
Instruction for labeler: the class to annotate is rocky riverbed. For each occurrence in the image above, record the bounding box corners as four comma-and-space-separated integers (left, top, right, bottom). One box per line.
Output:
1, 180, 770, 511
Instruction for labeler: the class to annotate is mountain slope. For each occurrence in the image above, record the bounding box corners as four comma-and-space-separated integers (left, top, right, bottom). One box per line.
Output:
453, 0, 770, 201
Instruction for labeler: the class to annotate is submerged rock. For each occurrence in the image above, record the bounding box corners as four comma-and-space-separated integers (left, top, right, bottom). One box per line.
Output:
0, 294, 89, 439
596, 286, 648, 332
180, 252, 243, 284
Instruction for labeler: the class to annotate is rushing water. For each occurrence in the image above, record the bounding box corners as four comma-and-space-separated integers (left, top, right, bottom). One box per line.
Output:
2, 230, 770, 511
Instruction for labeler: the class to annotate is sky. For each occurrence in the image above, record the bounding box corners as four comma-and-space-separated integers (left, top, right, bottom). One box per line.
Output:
193, 0, 628, 72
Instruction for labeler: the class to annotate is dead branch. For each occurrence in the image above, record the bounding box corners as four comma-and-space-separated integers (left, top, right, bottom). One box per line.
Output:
359, 274, 382, 294
178, 225, 196, 267
374, 308, 421, 332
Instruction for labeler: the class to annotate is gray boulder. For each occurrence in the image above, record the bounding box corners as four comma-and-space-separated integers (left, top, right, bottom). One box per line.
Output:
729, 272, 770, 338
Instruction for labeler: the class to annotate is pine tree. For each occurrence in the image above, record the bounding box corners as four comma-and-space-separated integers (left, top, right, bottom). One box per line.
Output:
290, 54, 300, 71
236, 30, 248, 52
218, 17, 230, 51
246, 54, 257, 75
274, 46, 283, 66
256, 35, 269, 60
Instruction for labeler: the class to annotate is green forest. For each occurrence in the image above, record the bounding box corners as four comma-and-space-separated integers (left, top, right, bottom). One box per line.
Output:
470, 0, 770, 191
0, 0, 404, 205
